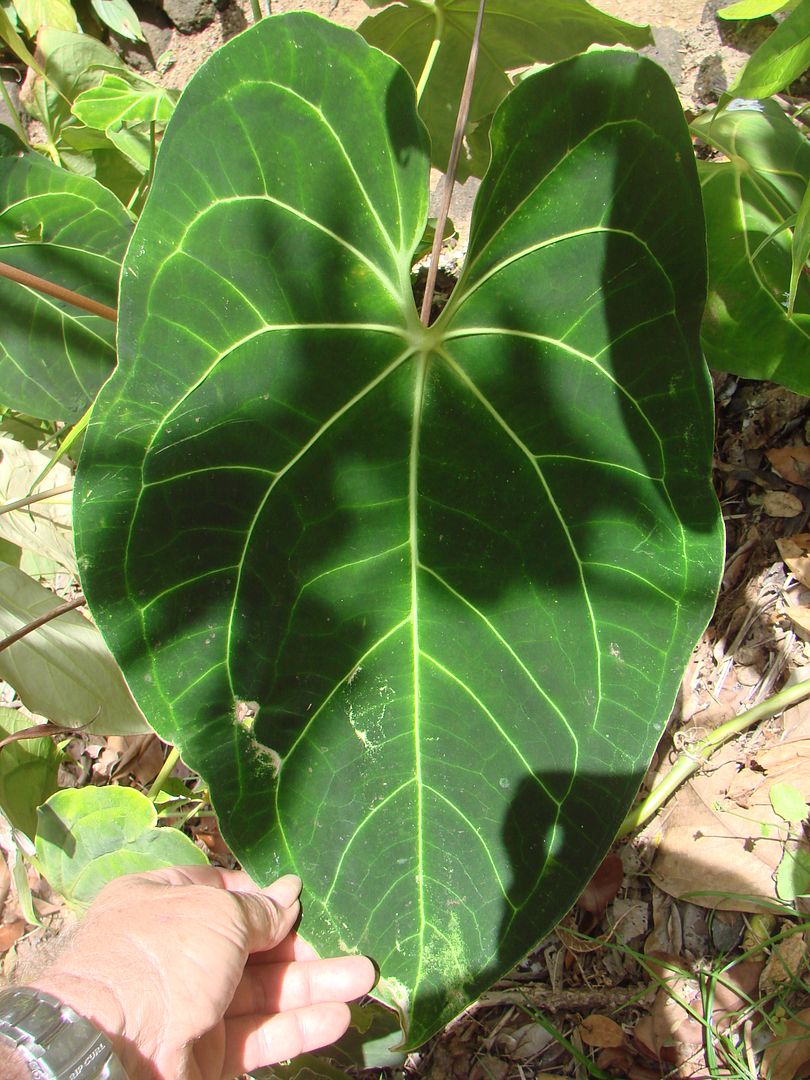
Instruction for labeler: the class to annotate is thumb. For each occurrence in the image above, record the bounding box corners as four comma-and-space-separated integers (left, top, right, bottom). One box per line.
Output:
233, 874, 302, 953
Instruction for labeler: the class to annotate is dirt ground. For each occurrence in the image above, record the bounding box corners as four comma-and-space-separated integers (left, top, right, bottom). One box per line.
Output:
147, 0, 761, 252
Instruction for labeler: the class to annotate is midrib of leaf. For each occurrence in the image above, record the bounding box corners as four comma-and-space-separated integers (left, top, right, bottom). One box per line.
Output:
0, 282, 115, 400
458, 118, 664, 292
453, 224, 667, 312
0, 240, 121, 271
409, 349, 429, 992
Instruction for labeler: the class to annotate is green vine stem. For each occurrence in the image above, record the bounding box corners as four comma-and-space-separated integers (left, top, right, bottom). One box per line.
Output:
415, 5, 445, 105
249, 0, 262, 23
617, 677, 810, 839
147, 745, 182, 801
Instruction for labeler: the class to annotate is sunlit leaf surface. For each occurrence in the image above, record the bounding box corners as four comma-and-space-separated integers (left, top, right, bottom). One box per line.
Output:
75, 15, 722, 1046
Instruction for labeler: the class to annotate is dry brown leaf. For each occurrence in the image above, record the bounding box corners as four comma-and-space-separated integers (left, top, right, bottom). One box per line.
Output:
652, 975, 705, 1054
777, 534, 810, 589
192, 820, 233, 863
576, 852, 623, 917
762, 1008, 810, 1080
767, 446, 810, 487
579, 1014, 625, 1048
645, 889, 682, 958
507, 1021, 554, 1061
0, 919, 25, 953
108, 734, 167, 786
632, 1014, 658, 1059
611, 897, 649, 946
760, 933, 808, 997
786, 605, 810, 639
712, 959, 764, 1029
650, 729, 810, 911
628, 1067, 666, 1080
762, 490, 804, 518
0, 851, 10, 919
595, 1046, 635, 1074
470, 1055, 508, 1080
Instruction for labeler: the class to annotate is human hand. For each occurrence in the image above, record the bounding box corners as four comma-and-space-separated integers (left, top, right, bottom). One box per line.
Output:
27, 865, 376, 1080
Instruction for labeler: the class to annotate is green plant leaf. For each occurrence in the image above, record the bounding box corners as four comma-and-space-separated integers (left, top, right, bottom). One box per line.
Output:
770, 781, 809, 824
74, 15, 722, 1047
718, 0, 794, 18
729, 0, 810, 98
73, 74, 177, 132
0, 812, 41, 925
775, 845, 810, 901
36, 786, 207, 909
11, 0, 77, 35
0, 437, 75, 571
358, 0, 652, 179
0, 6, 45, 78
0, 564, 150, 735
253, 1001, 406, 1078
20, 28, 130, 145
789, 178, 810, 317
89, 0, 144, 40
693, 100, 810, 391
0, 707, 60, 838
0, 137, 131, 420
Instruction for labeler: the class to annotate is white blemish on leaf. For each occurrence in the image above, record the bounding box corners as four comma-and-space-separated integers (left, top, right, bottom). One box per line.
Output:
233, 699, 281, 776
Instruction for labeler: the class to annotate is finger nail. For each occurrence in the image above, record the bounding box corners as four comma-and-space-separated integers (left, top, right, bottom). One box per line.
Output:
267, 873, 302, 908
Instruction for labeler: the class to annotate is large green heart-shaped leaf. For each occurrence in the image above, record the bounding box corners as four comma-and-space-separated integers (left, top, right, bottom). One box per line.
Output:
74, 14, 722, 1047
358, 0, 652, 179
693, 100, 810, 391
0, 133, 131, 419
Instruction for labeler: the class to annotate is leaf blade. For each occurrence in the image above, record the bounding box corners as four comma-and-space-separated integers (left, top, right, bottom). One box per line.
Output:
693, 100, 810, 389
0, 142, 131, 419
75, 17, 722, 1048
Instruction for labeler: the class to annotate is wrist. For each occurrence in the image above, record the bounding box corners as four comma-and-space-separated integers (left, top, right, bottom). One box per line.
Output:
25, 974, 135, 1077
0, 1039, 31, 1080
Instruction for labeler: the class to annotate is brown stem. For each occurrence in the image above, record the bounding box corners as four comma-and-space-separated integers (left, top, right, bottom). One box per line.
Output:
0, 595, 86, 654
419, 0, 486, 326
0, 482, 73, 518
0, 261, 117, 322
0, 719, 87, 753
